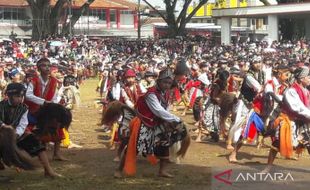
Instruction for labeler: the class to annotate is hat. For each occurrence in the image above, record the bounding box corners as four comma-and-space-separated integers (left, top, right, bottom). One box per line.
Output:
158, 68, 174, 80
174, 58, 190, 76
37, 58, 50, 67
274, 64, 290, 72
6, 83, 26, 96
124, 69, 136, 78
294, 66, 309, 79
9, 68, 20, 78
230, 67, 240, 75
251, 56, 262, 64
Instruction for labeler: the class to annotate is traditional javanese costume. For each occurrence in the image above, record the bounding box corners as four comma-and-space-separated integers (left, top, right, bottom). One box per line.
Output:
123, 71, 187, 176
229, 67, 265, 143
25, 75, 64, 143
271, 78, 310, 158
201, 78, 221, 134
186, 80, 204, 109
192, 74, 210, 123
58, 78, 81, 147
0, 100, 28, 138
241, 77, 284, 143
0, 83, 45, 156
120, 83, 145, 108
116, 70, 146, 146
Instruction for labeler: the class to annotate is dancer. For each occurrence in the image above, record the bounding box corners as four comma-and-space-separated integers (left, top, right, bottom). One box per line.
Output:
263, 66, 310, 172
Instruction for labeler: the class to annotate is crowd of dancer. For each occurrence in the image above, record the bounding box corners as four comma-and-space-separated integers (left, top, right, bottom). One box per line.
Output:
1, 36, 310, 179
0, 37, 91, 177
99, 37, 310, 177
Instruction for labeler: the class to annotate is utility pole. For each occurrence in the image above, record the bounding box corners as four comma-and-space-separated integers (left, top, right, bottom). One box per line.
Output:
69, 0, 72, 37
137, 0, 141, 39
87, 8, 90, 36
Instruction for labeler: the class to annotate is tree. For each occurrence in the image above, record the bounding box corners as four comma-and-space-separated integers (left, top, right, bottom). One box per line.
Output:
27, 0, 95, 40
62, 0, 95, 36
27, 0, 67, 40
142, 0, 208, 38
259, 0, 271, 5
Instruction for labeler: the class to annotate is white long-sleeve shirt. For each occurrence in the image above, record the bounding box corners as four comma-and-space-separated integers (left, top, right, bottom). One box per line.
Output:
121, 84, 147, 108
112, 83, 121, 101
121, 88, 134, 108
145, 93, 180, 123
246, 75, 262, 92
284, 86, 310, 119
25, 76, 58, 105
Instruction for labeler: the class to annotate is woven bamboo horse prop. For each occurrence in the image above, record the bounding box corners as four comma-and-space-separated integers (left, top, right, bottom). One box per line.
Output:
0, 103, 72, 171
0, 126, 35, 171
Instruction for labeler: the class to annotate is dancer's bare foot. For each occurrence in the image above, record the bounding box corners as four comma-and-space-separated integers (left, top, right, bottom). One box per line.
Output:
68, 142, 83, 149
110, 144, 116, 151
195, 133, 202, 142
114, 171, 122, 178
113, 156, 120, 162
194, 122, 200, 127
44, 171, 63, 178
287, 156, 298, 161
158, 171, 174, 178
226, 144, 234, 150
181, 112, 186, 116
53, 155, 70, 161
228, 152, 238, 163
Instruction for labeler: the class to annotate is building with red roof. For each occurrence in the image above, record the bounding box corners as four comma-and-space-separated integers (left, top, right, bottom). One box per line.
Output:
0, 0, 154, 38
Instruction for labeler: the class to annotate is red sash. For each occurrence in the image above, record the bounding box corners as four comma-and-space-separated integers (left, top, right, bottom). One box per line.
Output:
228, 76, 234, 93
25, 76, 58, 114
282, 83, 310, 120
292, 82, 310, 107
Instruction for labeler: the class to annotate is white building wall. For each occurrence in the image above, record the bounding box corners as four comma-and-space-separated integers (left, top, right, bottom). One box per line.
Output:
247, 0, 277, 6
120, 14, 133, 25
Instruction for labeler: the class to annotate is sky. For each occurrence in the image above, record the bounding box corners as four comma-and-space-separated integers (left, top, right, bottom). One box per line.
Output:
149, 0, 166, 9
138, 0, 182, 10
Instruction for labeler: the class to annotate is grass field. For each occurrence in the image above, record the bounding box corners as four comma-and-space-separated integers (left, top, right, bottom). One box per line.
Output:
0, 79, 309, 190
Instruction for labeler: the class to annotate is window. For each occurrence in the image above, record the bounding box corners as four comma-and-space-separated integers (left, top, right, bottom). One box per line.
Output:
2, 8, 25, 20
12, 8, 18, 20
85, 9, 106, 23
120, 10, 132, 14
110, 9, 116, 22
100, 9, 106, 21
0, 7, 3, 20
4, 8, 11, 20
